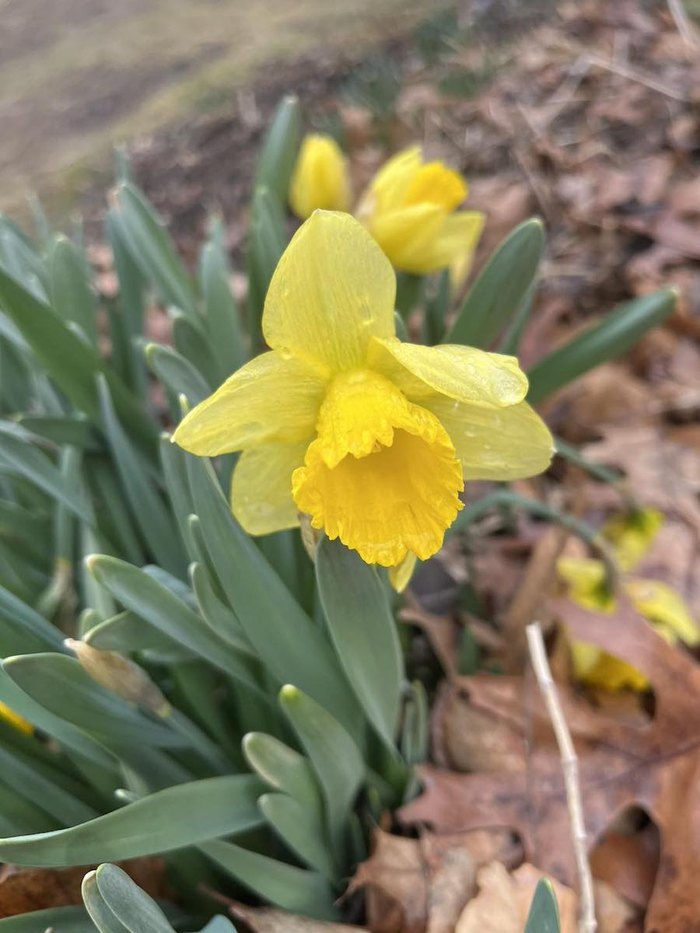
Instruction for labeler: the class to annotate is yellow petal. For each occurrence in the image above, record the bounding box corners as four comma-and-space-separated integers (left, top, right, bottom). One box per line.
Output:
425, 396, 554, 480
0, 701, 32, 735
389, 552, 418, 593
366, 203, 447, 272
403, 162, 467, 211
366, 146, 422, 212
289, 135, 351, 220
412, 211, 484, 276
172, 351, 326, 456
625, 578, 699, 645
571, 645, 649, 692
557, 557, 614, 611
231, 441, 309, 535
263, 211, 396, 374
602, 508, 663, 572
292, 399, 463, 567
369, 337, 529, 407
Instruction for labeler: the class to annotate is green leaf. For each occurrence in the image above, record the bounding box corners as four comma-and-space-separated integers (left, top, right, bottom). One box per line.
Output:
89, 863, 176, 933
317, 538, 403, 748
253, 95, 301, 204
259, 792, 335, 877
85, 611, 193, 665
16, 414, 97, 450
242, 733, 322, 812
200, 839, 338, 921
97, 377, 186, 577
115, 183, 197, 319
189, 561, 253, 656
86, 556, 263, 695
527, 287, 677, 403
279, 685, 364, 851
49, 234, 98, 344
0, 906, 96, 932
82, 870, 131, 933
0, 665, 116, 769
0, 264, 156, 454
0, 423, 93, 524
246, 187, 286, 337
145, 343, 211, 407
199, 919, 237, 933
171, 312, 219, 388
446, 217, 545, 348
525, 878, 561, 933
3, 653, 183, 748
184, 454, 360, 731
199, 226, 247, 380
0, 584, 66, 654
0, 774, 264, 866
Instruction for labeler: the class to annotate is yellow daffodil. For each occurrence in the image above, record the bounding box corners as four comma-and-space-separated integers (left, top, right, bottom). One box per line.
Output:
174, 211, 552, 569
290, 137, 484, 275
356, 146, 484, 275
289, 135, 351, 219
0, 701, 32, 735
559, 509, 699, 691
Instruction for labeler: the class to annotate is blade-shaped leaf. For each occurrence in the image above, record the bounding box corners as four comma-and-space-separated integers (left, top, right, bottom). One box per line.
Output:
317, 538, 403, 748
525, 878, 561, 933
446, 217, 545, 348
253, 95, 301, 204
0, 775, 264, 866
49, 234, 98, 344
0, 905, 96, 931
87, 863, 176, 933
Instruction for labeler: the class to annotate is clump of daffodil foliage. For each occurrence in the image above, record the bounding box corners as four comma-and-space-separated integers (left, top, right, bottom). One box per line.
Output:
0, 95, 679, 931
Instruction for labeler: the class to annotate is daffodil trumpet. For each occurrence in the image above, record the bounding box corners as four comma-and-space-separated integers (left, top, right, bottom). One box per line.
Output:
174, 211, 553, 571
290, 138, 484, 276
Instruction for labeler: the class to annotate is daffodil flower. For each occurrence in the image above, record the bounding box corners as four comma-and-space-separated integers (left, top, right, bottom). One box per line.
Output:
290, 137, 484, 275
0, 701, 32, 735
289, 135, 351, 219
559, 509, 699, 691
174, 211, 553, 569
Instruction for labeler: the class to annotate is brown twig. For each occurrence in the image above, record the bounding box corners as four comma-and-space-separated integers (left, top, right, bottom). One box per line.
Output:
526, 622, 597, 933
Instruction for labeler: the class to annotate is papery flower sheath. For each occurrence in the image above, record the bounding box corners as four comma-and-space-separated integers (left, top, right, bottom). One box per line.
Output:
173, 211, 553, 568
289, 134, 351, 219
559, 508, 699, 691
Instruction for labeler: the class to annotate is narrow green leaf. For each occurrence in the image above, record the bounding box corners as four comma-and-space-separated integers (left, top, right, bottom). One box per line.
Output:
317, 538, 403, 748
0, 906, 95, 931
15, 414, 97, 450
246, 187, 286, 336
145, 343, 211, 406
279, 685, 364, 851
199, 226, 247, 380
97, 377, 186, 577
199, 919, 237, 933
49, 234, 98, 343
0, 775, 264, 866
189, 561, 253, 655
0, 584, 66, 654
185, 454, 360, 731
0, 264, 157, 454
171, 312, 219, 388
82, 871, 131, 933
0, 665, 116, 768
93, 863, 176, 933
115, 183, 197, 319
0, 424, 93, 524
259, 792, 335, 877
446, 217, 545, 348
525, 878, 561, 933
85, 611, 193, 664
527, 287, 677, 403
242, 733, 321, 813
200, 839, 338, 921
3, 653, 183, 748
254, 95, 301, 204
86, 556, 264, 695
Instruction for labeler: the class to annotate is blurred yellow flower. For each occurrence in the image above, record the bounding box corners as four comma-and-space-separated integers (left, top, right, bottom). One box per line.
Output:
174, 211, 552, 568
290, 137, 484, 275
559, 509, 699, 691
289, 135, 350, 219
0, 701, 32, 735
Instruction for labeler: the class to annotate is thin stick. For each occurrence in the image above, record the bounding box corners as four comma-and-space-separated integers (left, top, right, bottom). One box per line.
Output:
526, 622, 597, 933
668, 0, 700, 47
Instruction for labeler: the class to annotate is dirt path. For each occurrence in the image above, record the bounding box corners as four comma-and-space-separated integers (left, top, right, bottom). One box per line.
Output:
0, 0, 439, 219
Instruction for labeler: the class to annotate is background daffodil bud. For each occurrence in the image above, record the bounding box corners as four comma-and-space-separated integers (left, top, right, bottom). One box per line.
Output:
0, 701, 33, 735
289, 134, 351, 219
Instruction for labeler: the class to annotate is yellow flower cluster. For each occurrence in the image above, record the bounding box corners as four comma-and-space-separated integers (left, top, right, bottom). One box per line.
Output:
559, 509, 699, 691
174, 211, 553, 570
289, 136, 483, 275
